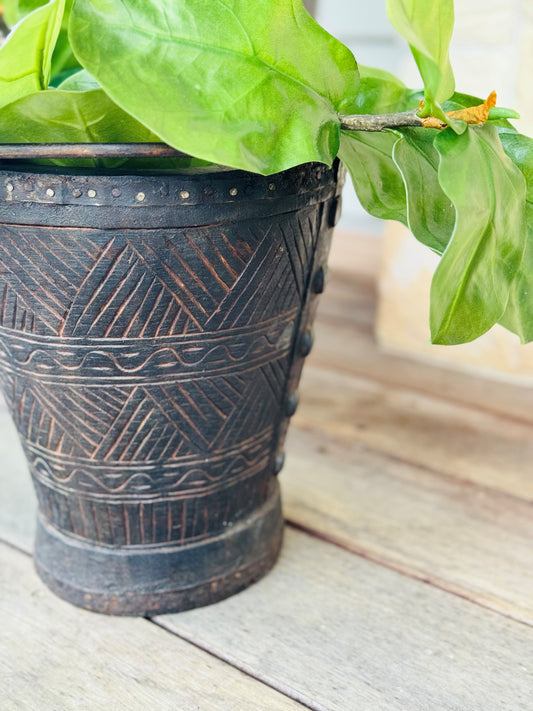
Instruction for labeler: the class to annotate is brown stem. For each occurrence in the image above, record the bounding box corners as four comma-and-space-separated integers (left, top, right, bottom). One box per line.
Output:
340, 109, 423, 132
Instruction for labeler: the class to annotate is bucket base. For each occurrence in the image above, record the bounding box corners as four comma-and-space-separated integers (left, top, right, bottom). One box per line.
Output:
34, 487, 283, 616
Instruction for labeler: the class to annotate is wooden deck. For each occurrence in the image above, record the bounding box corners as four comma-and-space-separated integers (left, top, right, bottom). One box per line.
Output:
1, 231, 532, 710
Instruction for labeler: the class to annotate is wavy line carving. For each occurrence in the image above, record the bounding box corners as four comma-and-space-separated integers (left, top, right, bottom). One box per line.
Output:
31, 447, 270, 496
0, 323, 295, 380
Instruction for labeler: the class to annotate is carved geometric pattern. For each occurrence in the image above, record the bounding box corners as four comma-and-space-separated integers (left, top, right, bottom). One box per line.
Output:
0, 203, 326, 546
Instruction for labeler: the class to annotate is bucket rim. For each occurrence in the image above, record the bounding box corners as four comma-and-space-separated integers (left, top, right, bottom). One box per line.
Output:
0, 143, 188, 161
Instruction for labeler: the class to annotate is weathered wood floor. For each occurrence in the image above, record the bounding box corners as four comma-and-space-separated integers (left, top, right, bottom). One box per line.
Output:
1, 232, 532, 710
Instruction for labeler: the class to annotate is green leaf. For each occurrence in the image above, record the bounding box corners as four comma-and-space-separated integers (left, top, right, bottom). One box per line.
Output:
339, 131, 408, 225
430, 125, 527, 344
339, 69, 430, 226
495, 132, 533, 342
498, 205, 533, 343
392, 127, 455, 254
0, 88, 217, 170
351, 65, 412, 114
69, 0, 359, 174
57, 68, 99, 91
385, 0, 455, 121
0, 88, 159, 165
2, 0, 45, 26
3, 0, 81, 84
489, 107, 520, 121
0, 0, 65, 106
499, 131, 533, 202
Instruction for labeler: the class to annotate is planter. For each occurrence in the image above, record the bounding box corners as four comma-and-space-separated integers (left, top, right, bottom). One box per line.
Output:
0, 147, 343, 615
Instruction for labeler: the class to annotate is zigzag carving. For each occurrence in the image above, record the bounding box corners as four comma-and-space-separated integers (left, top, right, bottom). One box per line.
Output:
0, 195, 328, 545
0, 208, 318, 339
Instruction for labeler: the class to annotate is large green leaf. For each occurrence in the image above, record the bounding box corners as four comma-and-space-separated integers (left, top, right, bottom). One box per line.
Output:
386, 0, 455, 123
392, 127, 454, 253
69, 0, 359, 174
430, 125, 527, 344
339, 131, 408, 225
0, 0, 64, 106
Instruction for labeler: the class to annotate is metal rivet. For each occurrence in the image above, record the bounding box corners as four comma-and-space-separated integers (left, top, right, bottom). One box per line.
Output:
112, 188, 121, 198
6, 183, 13, 193
299, 329, 314, 357
72, 189, 82, 198
46, 188, 55, 197
87, 189, 97, 198
180, 190, 190, 199
285, 392, 299, 418
135, 192, 145, 202
229, 187, 238, 196
312, 266, 326, 295
268, 183, 276, 192
274, 453, 285, 476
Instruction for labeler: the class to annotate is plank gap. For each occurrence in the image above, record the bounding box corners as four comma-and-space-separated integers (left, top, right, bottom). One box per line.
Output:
151, 617, 325, 711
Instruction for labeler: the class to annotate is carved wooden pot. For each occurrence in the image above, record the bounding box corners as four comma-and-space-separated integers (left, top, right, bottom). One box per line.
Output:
0, 157, 343, 615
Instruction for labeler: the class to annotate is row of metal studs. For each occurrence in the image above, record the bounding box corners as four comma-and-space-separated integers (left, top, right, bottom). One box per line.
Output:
4, 182, 280, 201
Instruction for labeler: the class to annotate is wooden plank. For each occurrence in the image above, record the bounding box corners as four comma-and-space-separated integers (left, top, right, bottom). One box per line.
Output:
159, 527, 533, 711
0, 542, 306, 711
292, 363, 533, 501
283, 425, 533, 625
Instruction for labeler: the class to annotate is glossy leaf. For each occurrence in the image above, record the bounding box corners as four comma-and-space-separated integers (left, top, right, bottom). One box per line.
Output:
386, 0, 455, 122
339, 131, 408, 225
3, 0, 80, 83
0, 0, 64, 107
496, 131, 533, 341
497, 206, 533, 343
69, 0, 359, 174
430, 125, 527, 344
499, 130, 533, 202
392, 127, 454, 254
351, 65, 411, 114
339, 68, 418, 225
58, 68, 99, 91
